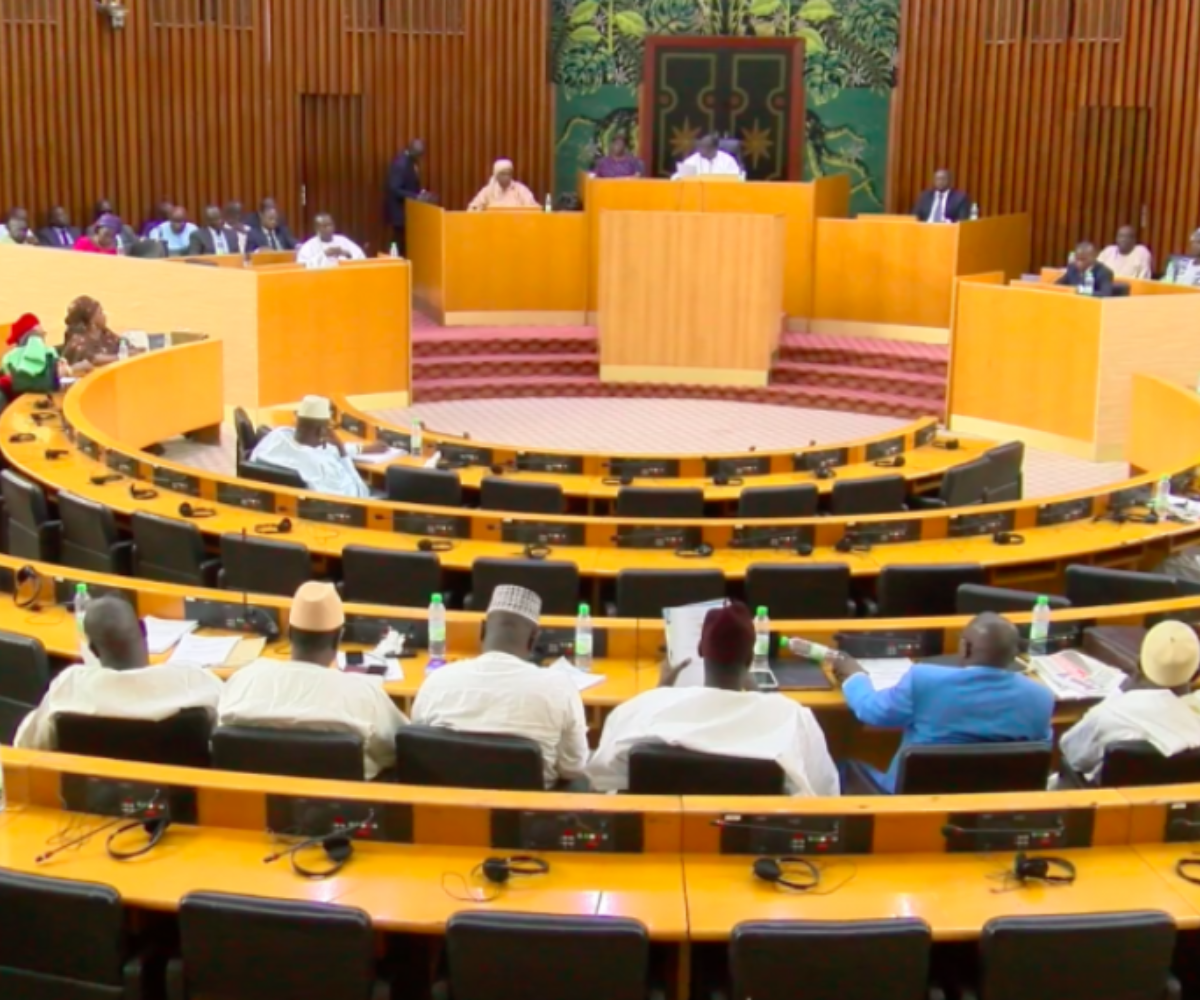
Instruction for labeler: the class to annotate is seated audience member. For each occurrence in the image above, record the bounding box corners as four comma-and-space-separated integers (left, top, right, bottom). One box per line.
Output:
1162, 229, 1200, 286
139, 199, 174, 238
61, 296, 122, 369
218, 582, 408, 779
412, 585, 589, 789
87, 200, 138, 248
74, 213, 123, 255
1, 313, 77, 398
914, 168, 971, 223
593, 133, 645, 179
1099, 225, 1153, 280
247, 196, 283, 229
149, 206, 198, 257
0, 214, 38, 245
1055, 241, 1116, 296
672, 134, 741, 179
587, 602, 839, 796
189, 205, 239, 256
224, 201, 251, 254
295, 213, 365, 267
250, 394, 384, 498
1059, 621, 1200, 784
14, 597, 223, 751
38, 206, 80, 249
247, 205, 296, 252
468, 159, 538, 211
831, 613, 1054, 793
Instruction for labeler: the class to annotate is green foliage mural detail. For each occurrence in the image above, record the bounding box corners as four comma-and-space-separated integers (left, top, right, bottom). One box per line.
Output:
551, 0, 899, 213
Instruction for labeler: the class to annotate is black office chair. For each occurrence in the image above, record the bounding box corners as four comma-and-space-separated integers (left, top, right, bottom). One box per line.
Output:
0, 697, 33, 745
212, 727, 364, 781
394, 726, 544, 790
480, 477, 565, 515
745, 564, 855, 619
0, 631, 51, 704
467, 558, 579, 616
442, 912, 653, 1000
219, 533, 311, 597
908, 457, 991, 509
1077, 740, 1200, 789
615, 486, 705, 519
973, 912, 1177, 1000
237, 456, 306, 490
613, 569, 726, 618
233, 406, 260, 459
169, 892, 387, 1000
955, 584, 1070, 616
869, 564, 987, 617
1065, 565, 1179, 608
983, 441, 1025, 503
628, 744, 784, 794
131, 512, 221, 588
340, 545, 441, 608
386, 465, 463, 507
56, 708, 213, 768
58, 492, 134, 575
729, 918, 934, 1000
0, 869, 150, 1000
1, 468, 60, 562
829, 474, 907, 516
893, 742, 1053, 794
737, 485, 819, 519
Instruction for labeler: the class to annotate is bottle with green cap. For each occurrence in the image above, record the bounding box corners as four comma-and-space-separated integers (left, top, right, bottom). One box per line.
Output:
427, 592, 446, 667
1029, 595, 1051, 657
74, 583, 90, 656
575, 603, 593, 672
750, 606, 779, 690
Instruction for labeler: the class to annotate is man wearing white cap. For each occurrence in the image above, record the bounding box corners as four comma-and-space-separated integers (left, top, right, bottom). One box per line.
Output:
1060, 621, 1200, 784
467, 159, 538, 211
412, 585, 589, 788
218, 582, 409, 779
250, 395, 385, 499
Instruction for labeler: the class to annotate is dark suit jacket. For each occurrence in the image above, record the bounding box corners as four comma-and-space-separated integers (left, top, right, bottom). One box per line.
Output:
246, 223, 296, 252
1055, 261, 1117, 297
385, 153, 423, 227
38, 225, 81, 249
188, 225, 242, 256
914, 188, 972, 223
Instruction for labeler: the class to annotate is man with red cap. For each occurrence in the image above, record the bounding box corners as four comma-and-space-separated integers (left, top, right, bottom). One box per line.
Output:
587, 601, 839, 795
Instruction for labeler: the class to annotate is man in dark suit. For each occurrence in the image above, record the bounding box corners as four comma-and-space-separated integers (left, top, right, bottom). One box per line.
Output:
914, 169, 972, 223
385, 138, 427, 255
38, 206, 80, 249
1055, 241, 1116, 297
247, 206, 296, 252
188, 205, 239, 256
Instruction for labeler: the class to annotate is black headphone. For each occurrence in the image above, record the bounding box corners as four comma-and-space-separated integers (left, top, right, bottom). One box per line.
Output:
255, 518, 293, 535
813, 465, 836, 480
263, 812, 376, 880
835, 535, 871, 554
676, 542, 714, 559
992, 531, 1026, 546
8, 433, 34, 443
43, 448, 68, 460
129, 484, 159, 500
523, 542, 552, 561
481, 855, 550, 885
933, 438, 961, 450
601, 475, 634, 487
711, 474, 744, 487
1176, 858, 1200, 885
106, 813, 173, 861
1012, 853, 1076, 885
418, 538, 454, 553
90, 473, 123, 485
873, 455, 906, 468
33, 396, 54, 411
179, 502, 216, 519
14, 564, 44, 610
753, 856, 821, 892
30, 411, 57, 425
796, 541, 814, 557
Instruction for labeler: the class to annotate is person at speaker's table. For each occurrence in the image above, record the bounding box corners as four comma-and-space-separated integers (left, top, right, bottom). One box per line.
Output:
1098, 225, 1153, 280
38, 206, 80, 249
468, 159, 538, 211
247, 205, 296, 252
913, 168, 972, 223
672, 134, 741, 179
148, 205, 198, 257
1162, 229, 1200, 286
1055, 241, 1117, 296
295, 213, 365, 269
593, 133, 645, 179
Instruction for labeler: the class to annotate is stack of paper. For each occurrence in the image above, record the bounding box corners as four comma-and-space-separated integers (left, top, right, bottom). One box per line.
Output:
663, 599, 727, 688
859, 658, 913, 691
547, 657, 606, 691
1028, 650, 1126, 701
166, 634, 242, 668
143, 617, 199, 655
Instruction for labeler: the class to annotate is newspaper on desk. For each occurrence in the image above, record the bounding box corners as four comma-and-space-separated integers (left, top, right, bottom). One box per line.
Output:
663, 599, 727, 687
859, 658, 914, 691
547, 657, 607, 691
1027, 649, 1126, 701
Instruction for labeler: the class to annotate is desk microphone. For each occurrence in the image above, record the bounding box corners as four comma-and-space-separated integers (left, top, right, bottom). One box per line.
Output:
940, 823, 1065, 840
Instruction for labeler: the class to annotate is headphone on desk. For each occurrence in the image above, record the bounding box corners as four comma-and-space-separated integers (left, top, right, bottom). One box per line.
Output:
263, 812, 376, 880
753, 856, 821, 892
835, 535, 871, 554
481, 855, 551, 885
676, 542, 715, 559
106, 812, 173, 861
992, 531, 1026, 546
255, 518, 293, 535
179, 502, 216, 519
1011, 853, 1076, 885
13, 564, 45, 610
813, 465, 837, 480
873, 455, 906, 469
523, 542, 552, 561
129, 484, 159, 500
418, 538, 454, 553
711, 474, 744, 487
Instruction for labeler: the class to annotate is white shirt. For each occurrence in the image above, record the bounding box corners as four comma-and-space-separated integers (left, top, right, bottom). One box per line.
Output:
672, 150, 742, 179
1060, 688, 1200, 781
411, 651, 589, 787
250, 427, 369, 498
218, 658, 408, 780
296, 234, 366, 269
587, 687, 839, 796
14, 662, 224, 751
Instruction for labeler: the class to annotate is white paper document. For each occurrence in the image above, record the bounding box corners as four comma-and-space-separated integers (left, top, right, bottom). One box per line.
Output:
860, 658, 914, 691
353, 448, 406, 466
1028, 650, 1126, 701
143, 617, 199, 655
547, 657, 606, 691
663, 599, 727, 688
166, 634, 242, 668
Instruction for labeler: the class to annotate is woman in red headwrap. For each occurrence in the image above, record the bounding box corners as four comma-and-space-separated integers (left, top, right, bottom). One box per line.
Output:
1, 313, 74, 400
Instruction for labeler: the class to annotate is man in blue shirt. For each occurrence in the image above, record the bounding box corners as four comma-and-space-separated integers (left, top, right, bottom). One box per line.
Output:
834, 613, 1054, 793
148, 206, 198, 257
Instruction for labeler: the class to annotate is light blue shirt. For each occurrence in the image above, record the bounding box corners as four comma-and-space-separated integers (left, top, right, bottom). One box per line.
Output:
842, 663, 1054, 792
149, 221, 198, 256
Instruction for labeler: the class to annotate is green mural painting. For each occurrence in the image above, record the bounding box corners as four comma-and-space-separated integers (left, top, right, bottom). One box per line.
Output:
551, 0, 899, 213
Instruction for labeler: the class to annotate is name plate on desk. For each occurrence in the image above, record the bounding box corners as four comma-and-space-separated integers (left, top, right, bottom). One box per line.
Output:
866, 436, 905, 461
344, 614, 427, 649
614, 526, 701, 550
377, 428, 412, 451
105, 451, 140, 477
835, 629, 941, 658
393, 511, 471, 538
339, 413, 367, 437
706, 456, 770, 479
533, 626, 608, 662
717, 813, 873, 855
795, 447, 848, 472
61, 774, 199, 826
732, 525, 814, 550
440, 443, 494, 468
76, 433, 101, 460
1037, 497, 1093, 526
949, 510, 1016, 538
266, 795, 412, 844
845, 519, 921, 546
609, 458, 679, 480
184, 598, 282, 635
151, 465, 201, 497
516, 452, 584, 475
217, 482, 275, 512
915, 423, 938, 447
298, 497, 367, 527
500, 520, 585, 547
1110, 484, 1154, 509
491, 810, 643, 853
943, 809, 1094, 853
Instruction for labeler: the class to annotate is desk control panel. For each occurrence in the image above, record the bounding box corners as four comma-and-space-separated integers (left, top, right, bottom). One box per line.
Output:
151, 466, 201, 497
516, 452, 584, 475
77, 433, 101, 460
608, 458, 679, 480
865, 436, 905, 461
298, 498, 368, 528
184, 597, 282, 636
732, 525, 814, 551
950, 510, 1016, 538
106, 451, 141, 477
339, 414, 368, 437
795, 447, 848, 473
943, 809, 1094, 853
217, 482, 275, 512
717, 813, 873, 856
265, 796, 413, 844
1163, 803, 1200, 843
533, 626, 608, 662
440, 444, 495, 468
62, 775, 199, 825
344, 614, 427, 649
54, 576, 136, 610
1110, 484, 1154, 510
915, 424, 938, 448
844, 520, 922, 546
492, 810, 643, 853
393, 512, 471, 538
614, 526, 701, 550
835, 629, 941, 659
377, 429, 412, 451
499, 520, 586, 547
1037, 497, 1094, 526
706, 456, 770, 479
1017, 620, 1085, 653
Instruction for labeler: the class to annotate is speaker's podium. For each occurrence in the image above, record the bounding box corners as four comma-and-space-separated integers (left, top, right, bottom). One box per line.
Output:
597, 209, 785, 387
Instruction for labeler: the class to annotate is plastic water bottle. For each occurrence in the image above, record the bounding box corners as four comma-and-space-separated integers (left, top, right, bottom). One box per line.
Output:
1029, 595, 1051, 657
1156, 474, 1171, 514
574, 603, 593, 672
785, 636, 832, 662
410, 418, 423, 456
74, 583, 91, 656
1080, 269, 1095, 296
969, 202, 980, 220
117, 338, 129, 362
390, 242, 399, 258
427, 593, 446, 667
544, 193, 553, 213
752, 607, 771, 671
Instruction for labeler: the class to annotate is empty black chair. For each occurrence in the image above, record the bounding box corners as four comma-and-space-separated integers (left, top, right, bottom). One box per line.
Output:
895, 743, 1052, 794
1, 468, 60, 562
983, 440, 1025, 502
131, 511, 220, 587
628, 744, 784, 794
58, 492, 134, 575
212, 726, 364, 781
737, 484, 819, 519
1065, 565, 1179, 608
745, 564, 855, 619
237, 456, 306, 490
341, 545, 441, 608
219, 533, 311, 597
394, 726, 543, 790
729, 918, 933, 1000
870, 563, 987, 617
169, 892, 385, 1000
974, 912, 1176, 1000
829, 474, 907, 516
0, 697, 32, 745
233, 406, 259, 459
909, 457, 991, 509
56, 708, 213, 768
0, 869, 149, 1000
468, 558, 579, 616
1090, 740, 1200, 788
614, 569, 726, 618
480, 477, 565, 514
0, 631, 51, 704
615, 486, 704, 519
386, 465, 462, 506
443, 912, 653, 1000
956, 584, 1071, 616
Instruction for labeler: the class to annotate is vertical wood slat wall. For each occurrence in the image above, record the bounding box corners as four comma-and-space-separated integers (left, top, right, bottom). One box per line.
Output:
0, 0, 551, 248
888, 0, 1200, 270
